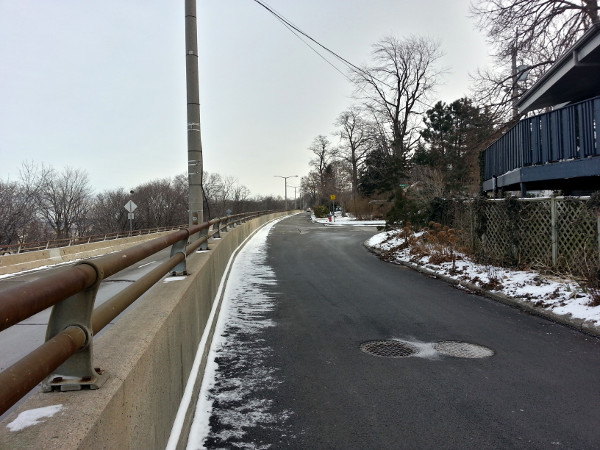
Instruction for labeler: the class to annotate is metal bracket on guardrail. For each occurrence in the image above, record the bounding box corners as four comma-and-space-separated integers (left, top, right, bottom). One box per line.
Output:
198, 228, 209, 251
42, 261, 108, 392
170, 237, 188, 276
212, 220, 222, 239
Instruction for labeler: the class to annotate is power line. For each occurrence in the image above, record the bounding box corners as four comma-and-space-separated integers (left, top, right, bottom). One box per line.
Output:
250, 0, 433, 110
268, 10, 355, 83
251, 0, 366, 77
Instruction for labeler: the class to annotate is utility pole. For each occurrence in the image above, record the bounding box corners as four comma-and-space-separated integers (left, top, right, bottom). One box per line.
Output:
185, 0, 203, 232
275, 175, 298, 210
287, 185, 298, 209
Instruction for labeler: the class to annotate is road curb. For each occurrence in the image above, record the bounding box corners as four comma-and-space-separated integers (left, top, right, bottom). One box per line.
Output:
365, 243, 600, 338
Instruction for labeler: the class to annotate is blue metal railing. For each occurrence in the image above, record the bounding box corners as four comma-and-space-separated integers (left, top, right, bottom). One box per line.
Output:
483, 96, 600, 181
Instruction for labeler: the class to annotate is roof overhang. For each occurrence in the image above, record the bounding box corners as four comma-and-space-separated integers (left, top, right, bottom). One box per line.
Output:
517, 24, 600, 114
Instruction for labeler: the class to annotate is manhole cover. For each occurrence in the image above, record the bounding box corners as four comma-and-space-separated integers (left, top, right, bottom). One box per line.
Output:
360, 340, 416, 358
433, 341, 494, 358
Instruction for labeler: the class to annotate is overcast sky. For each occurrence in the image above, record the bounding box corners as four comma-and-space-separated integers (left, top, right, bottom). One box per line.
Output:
0, 1, 491, 198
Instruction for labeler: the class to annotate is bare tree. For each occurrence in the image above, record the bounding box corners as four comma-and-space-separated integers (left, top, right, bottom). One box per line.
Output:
351, 35, 444, 163
300, 171, 321, 206
0, 180, 37, 246
470, 0, 599, 118
201, 172, 251, 217
232, 184, 251, 212
308, 135, 335, 188
335, 107, 373, 198
132, 178, 188, 229
409, 165, 447, 201
90, 188, 130, 234
32, 166, 92, 239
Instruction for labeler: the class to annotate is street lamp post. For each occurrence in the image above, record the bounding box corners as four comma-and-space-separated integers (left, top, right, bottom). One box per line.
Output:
287, 185, 297, 209
274, 175, 298, 210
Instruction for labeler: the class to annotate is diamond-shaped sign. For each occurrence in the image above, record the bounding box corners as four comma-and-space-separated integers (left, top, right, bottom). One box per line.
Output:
124, 200, 137, 213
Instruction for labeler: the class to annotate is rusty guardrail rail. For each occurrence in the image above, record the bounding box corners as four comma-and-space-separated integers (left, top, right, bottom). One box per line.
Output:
1, 225, 184, 255
0, 211, 272, 416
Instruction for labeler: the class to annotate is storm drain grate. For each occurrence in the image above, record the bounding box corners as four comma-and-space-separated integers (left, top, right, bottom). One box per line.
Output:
360, 340, 416, 358
433, 341, 494, 359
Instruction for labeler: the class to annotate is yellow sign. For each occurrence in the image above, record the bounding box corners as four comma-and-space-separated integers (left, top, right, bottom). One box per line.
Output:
330, 195, 336, 200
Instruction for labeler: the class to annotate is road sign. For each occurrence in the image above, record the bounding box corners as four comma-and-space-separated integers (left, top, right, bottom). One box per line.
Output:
124, 200, 137, 213
330, 195, 336, 200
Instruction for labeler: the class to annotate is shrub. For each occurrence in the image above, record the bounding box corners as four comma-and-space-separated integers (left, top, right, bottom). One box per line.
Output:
385, 188, 426, 229
313, 205, 330, 218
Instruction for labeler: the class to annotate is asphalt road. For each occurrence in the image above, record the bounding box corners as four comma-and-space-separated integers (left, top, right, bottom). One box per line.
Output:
205, 213, 600, 449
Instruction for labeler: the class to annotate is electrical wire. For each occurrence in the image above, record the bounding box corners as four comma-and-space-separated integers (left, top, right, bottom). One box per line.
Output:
269, 10, 355, 84
251, 0, 366, 77
250, 0, 433, 110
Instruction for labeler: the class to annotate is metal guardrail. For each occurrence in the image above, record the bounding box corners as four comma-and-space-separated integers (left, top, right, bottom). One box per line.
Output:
1, 225, 185, 255
0, 211, 272, 416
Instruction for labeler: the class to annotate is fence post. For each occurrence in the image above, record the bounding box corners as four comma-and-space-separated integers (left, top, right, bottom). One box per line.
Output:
551, 196, 558, 266
597, 216, 600, 262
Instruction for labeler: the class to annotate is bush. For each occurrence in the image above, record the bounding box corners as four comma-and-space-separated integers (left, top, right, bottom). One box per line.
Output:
313, 205, 330, 218
385, 188, 426, 229
347, 195, 391, 220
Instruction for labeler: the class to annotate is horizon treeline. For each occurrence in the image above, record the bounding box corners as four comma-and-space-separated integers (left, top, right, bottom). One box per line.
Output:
0, 163, 288, 246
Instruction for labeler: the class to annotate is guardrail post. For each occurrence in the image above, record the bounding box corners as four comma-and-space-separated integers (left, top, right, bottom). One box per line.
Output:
170, 237, 188, 275
212, 220, 221, 239
42, 261, 108, 392
198, 228, 209, 251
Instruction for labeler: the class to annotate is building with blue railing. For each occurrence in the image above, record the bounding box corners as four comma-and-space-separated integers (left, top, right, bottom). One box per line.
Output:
482, 25, 600, 195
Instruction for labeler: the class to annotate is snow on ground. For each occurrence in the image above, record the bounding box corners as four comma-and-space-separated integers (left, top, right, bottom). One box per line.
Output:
367, 230, 600, 327
310, 211, 385, 227
186, 217, 290, 449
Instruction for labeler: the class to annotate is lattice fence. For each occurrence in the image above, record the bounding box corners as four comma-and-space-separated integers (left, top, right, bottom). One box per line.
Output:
458, 197, 599, 275
554, 199, 599, 271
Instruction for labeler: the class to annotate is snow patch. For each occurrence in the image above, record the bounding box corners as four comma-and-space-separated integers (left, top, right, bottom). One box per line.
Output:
7, 405, 63, 431
163, 276, 187, 283
186, 217, 290, 449
311, 212, 385, 227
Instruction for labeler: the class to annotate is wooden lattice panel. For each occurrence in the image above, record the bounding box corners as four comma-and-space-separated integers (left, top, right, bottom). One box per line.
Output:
455, 197, 598, 276
555, 199, 598, 271
479, 201, 513, 263
517, 201, 552, 267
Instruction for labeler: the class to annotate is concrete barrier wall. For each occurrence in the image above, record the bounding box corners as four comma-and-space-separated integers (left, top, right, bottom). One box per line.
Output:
0, 232, 175, 276
0, 212, 292, 449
